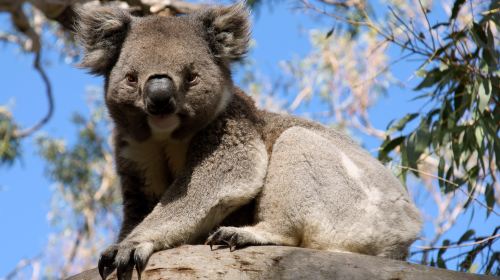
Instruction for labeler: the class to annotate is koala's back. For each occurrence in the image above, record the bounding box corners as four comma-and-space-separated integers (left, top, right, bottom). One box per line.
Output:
251, 110, 422, 259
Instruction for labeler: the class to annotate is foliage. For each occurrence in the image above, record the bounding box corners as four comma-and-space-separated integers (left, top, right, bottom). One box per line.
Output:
0, 107, 21, 165
373, 0, 500, 273
379, 1, 499, 198
35, 94, 121, 278
298, 0, 499, 275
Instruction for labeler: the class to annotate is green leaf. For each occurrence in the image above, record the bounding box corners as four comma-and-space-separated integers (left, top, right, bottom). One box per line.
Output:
414, 68, 443, 90
410, 92, 433, 101
388, 113, 419, 134
437, 239, 450, 269
460, 247, 480, 271
438, 157, 445, 190
439, 62, 449, 71
405, 133, 420, 170
326, 28, 334, 38
453, 84, 465, 111
450, 0, 466, 20
495, 137, 500, 176
466, 165, 479, 180
414, 122, 431, 153
452, 139, 461, 166
415, 68, 427, 78
426, 108, 441, 123
458, 229, 475, 244
380, 136, 405, 155
437, 256, 447, 269
431, 22, 449, 29
478, 79, 491, 112
471, 22, 488, 47
474, 126, 484, 149
484, 21, 498, 67
485, 183, 495, 217
485, 252, 500, 274
444, 165, 455, 193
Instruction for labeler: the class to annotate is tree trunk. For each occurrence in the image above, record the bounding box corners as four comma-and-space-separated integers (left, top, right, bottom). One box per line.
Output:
67, 245, 494, 280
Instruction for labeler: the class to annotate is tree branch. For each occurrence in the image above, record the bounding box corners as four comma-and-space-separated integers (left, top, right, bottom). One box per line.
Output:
67, 245, 498, 280
415, 233, 500, 251
13, 50, 54, 138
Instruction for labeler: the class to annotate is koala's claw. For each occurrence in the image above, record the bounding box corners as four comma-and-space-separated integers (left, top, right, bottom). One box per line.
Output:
205, 229, 231, 250
98, 241, 154, 280
115, 244, 135, 280
206, 227, 252, 252
98, 244, 118, 280
116, 263, 133, 280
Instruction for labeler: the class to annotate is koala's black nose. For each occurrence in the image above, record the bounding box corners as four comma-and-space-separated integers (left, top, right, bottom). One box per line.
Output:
144, 76, 176, 115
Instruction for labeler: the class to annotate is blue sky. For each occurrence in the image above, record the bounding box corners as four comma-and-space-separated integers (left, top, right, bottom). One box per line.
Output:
0, 0, 498, 277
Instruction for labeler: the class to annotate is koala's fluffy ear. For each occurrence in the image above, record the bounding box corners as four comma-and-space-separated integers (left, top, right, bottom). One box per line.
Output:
196, 2, 251, 62
75, 5, 131, 75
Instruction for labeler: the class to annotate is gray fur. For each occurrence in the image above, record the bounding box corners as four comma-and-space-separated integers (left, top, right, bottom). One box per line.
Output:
196, 2, 251, 62
75, 5, 131, 75
75, 3, 422, 280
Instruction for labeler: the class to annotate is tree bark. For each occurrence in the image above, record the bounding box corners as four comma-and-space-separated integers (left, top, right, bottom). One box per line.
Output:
67, 245, 495, 280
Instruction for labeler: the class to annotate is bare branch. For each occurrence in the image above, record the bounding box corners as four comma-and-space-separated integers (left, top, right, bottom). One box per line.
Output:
417, 0, 435, 51
0, 31, 25, 46
5, 253, 42, 280
13, 50, 54, 138
61, 222, 87, 279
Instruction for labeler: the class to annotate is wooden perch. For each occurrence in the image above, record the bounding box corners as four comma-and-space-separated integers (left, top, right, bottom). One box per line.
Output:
67, 245, 495, 280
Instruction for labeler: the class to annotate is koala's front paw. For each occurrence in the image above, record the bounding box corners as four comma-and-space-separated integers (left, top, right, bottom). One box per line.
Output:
98, 240, 154, 280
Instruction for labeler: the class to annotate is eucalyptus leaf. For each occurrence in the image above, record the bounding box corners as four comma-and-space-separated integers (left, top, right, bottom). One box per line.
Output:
414, 68, 443, 90
485, 183, 495, 216
450, 0, 466, 21
477, 80, 491, 113
458, 229, 475, 244
388, 113, 419, 134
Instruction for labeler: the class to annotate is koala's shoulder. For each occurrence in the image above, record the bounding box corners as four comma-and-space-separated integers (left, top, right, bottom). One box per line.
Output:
223, 89, 263, 124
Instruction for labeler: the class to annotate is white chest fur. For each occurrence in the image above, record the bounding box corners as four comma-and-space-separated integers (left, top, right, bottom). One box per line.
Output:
120, 137, 189, 198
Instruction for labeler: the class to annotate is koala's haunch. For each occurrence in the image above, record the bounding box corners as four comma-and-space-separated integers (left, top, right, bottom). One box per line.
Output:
75, 3, 422, 280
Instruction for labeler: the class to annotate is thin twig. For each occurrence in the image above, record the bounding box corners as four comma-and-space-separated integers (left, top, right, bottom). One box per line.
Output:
302, 0, 432, 57
0, 32, 25, 46
398, 165, 500, 216
417, 0, 435, 51
300, 0, 371, 27
351, 52, 414, 89
414, 233, 500, 250
389, 6, 427, 52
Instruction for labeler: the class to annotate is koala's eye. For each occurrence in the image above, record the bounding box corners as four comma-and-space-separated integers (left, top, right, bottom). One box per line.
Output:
125, 73, 138, 85
186, 72, 199, 86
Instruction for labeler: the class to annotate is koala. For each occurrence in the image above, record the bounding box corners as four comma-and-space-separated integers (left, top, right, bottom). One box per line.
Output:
75, 3, 422, 280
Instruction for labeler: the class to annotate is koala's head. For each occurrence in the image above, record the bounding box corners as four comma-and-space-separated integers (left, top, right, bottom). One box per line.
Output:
75, 3, 250, 141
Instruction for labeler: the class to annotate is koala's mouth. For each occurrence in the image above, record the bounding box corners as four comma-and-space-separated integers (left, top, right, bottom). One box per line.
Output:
147, 113, 180, 133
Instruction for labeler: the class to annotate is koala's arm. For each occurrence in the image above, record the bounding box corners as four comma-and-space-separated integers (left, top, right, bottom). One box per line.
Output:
99, 122, 268, 278
130, 135, 266, 244
116, 173, 154, 242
